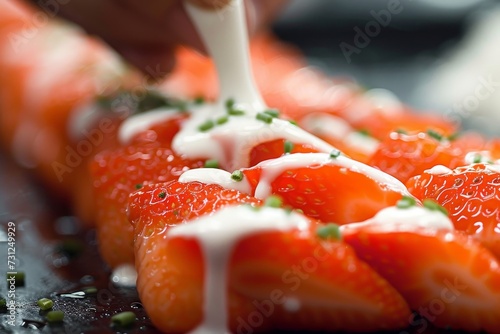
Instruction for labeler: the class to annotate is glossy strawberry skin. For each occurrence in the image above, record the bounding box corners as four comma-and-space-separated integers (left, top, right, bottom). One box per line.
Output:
135, 211, 411, 333
242, 154, 408, 225
90, 117, 205, 267
343, 226, 500, 332
128, 180, 264, 239
407, 163, 500, 259
368, 131, 466, 183
249, 139, 320, 167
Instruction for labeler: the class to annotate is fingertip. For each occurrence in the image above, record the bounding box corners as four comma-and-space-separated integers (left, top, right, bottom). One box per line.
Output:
119, 48, 176, 82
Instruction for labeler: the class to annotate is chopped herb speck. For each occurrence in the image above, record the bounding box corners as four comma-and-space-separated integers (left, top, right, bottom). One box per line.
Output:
204, 159, 219, 169
228, 108, 245, 116
284, 141, 294, 154
216, 115, 229, 125
198, 119, 215, 132
329, 149, 341, 159
256, 112, 273, 124
37, 298, 54, 311
316, 223, 341, 240
264, 195, 283, 208
46, 310, 64, 323
423, 199, 448, 216
427, 129, 443, 141
111, 311, 136, 328
396, 196, 417, 209
231, 170, 244, 181
264, 109, 280, 118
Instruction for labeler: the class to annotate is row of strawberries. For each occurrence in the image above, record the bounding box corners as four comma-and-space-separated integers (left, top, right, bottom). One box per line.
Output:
100, 109, 500, 332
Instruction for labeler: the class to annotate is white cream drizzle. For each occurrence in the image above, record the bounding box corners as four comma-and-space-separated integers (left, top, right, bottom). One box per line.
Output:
168, 205, 310, 334
340, 206, 454, 233
426, 164, 453, 175
178, 168, 251, 194
301, 113, 379, 156
464, 151, 492, 165
251, 153, 410, 199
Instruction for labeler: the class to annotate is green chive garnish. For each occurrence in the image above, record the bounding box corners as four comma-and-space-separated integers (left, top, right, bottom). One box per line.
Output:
216, 115, 229, 125
46, 310, 64, 323
158, 192, 166, 199
7, 272, 25, 287
204, 159, 219, 169
288, 120, 298, 126
56, 239, 83, 258
427, 129, 443, 141
316, 223, 341, 240
194, 96, 205, 105
198, 119, 215, 132
329, 149, 341, 159
83, 286, 98, 295
231, 170, 244, 181
256, 112, 273, 124
111, 311, 136, 328
284, 141, 294, 154
395, 129, 408, 135
447, 132, 460, 141
135, 184, 143, 190
396, 196, 417, 209
225, 98, 235, 110
228, 108, 245, 116
423, 199, 448, 216
264, 109, 280, 118
37, 298, 54, 311
357, 129, 370, 137
264, 195, 283, 208
472, 154, 482, 164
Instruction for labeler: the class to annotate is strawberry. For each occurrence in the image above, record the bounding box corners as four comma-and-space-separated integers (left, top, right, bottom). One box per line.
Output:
90, 117, 205, 267
368, 130, 470, 183
343, 216, 500, 332
241, 152, 410, 224
128, 180, 264, 239
407, 163, 500, 259
135, 203, 411, 333
249, 138, 321, 167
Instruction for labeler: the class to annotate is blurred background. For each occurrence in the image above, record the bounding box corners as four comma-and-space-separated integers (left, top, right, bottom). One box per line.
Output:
273, 0, 500, 135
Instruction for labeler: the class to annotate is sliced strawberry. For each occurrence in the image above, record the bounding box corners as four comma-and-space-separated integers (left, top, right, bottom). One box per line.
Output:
368, 130, 471, 183
135, 205, 411, 333
128, 180, 264, 239
241, 152, 410, 224
343, 223, 500, 332
407, 163, 500, 258
90, 117, 205, 267
249, 138, 320, 167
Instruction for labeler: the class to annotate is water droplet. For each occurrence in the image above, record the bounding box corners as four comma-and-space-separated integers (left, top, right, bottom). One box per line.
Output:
111, 264, 137, 288
54, 216, 81, 235
130, 302, 143, 309
80, 275, 94, 285
21, 319, 45, 329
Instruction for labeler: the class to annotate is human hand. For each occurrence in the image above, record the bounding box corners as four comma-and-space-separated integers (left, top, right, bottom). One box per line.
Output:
45, 0, 286, 78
